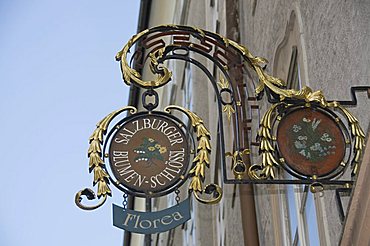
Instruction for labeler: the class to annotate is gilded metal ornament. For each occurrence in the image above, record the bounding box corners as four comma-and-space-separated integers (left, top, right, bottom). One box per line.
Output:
217, 75, 235, 123
77, 24, 369, 216
75, 106, 137, 210
115, 29, 172, 88
226, 149, 250, 180
248, 103, 282, 179
336, 105, 365, 176
165, 105, 223, 204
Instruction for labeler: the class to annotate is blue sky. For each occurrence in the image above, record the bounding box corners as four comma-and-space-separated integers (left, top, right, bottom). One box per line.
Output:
0, 1, 140, 245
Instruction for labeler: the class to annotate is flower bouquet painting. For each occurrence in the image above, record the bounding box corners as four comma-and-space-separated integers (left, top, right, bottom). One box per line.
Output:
133, 137, 167, 166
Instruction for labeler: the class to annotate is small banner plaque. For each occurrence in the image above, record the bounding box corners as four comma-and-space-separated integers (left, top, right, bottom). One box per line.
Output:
113, 197, 191, 234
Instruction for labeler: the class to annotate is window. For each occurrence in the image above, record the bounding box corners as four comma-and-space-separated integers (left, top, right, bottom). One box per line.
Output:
285, 47, 319, 246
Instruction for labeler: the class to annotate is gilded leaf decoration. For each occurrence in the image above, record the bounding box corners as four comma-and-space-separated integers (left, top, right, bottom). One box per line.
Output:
217, 75, 229, 89
249, 103, 281, 180
223, 105, 236, 122
198, 136, 211, 151
115, 28, 172, 88
217, 75, 235, 123
164, 105, 222, 204
75, 106, 137, 210
337, 105, 365, 175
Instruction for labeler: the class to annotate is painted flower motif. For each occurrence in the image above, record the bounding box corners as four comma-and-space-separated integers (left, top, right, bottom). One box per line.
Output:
298, 135, 308, 141
292, 117, 336, 161
320, 133, 332, 142
310, 142, 323, 152
134, 137, 166, 164
159, 147, 167, 154
294, 140, 306, 149
293, 124, 302, 133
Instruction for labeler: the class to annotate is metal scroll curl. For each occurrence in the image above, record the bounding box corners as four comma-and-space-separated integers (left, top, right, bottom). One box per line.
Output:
115, 29, 171, 88
164, 105, 222, 205
75, 106, 137, 210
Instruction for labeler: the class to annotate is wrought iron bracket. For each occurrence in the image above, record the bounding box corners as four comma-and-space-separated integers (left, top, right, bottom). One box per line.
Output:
112, 24, 370, 192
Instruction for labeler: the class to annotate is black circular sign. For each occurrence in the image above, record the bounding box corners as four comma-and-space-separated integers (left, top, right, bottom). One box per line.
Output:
108, 114, 190, 195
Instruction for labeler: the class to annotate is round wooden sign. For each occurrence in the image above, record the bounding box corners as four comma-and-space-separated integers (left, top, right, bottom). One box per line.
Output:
277, 107, 346, 177
108, 114, 190, 195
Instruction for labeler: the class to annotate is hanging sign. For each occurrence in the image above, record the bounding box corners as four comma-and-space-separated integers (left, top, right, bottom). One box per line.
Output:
75, 100, 222, 234
112, 198, 191, 234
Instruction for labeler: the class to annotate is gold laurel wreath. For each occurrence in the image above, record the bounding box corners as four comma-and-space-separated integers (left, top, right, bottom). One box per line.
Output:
335, 104, 365, 176
165, 105, 222, 205
75, 106, 137, 210
248, 103, 281, 179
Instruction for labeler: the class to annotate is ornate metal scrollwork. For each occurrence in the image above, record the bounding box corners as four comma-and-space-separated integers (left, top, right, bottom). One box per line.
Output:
77, 25, 369, 212
217, 75, 236, 123
74, 24, 370, 239
112, 24, 368, 189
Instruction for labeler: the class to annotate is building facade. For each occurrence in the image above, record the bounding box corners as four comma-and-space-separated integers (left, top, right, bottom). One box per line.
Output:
124, 0, 370, 245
